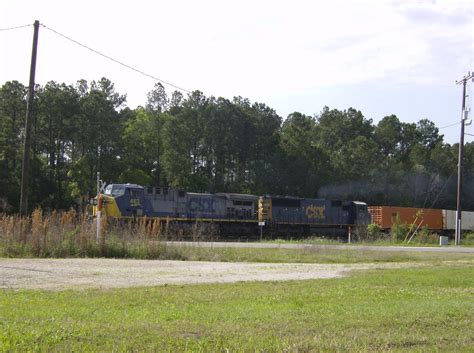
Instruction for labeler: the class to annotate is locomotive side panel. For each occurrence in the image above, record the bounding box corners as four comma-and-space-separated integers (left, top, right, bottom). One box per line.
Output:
270, 197, 304, 223
185, 193, 227, 219
143, 187, 179, 217
217, 193, 258, 220
264, 197, 367, 226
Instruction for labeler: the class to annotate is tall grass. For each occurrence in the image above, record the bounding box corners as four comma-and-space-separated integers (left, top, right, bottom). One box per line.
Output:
0, 209, 216, 259
1, 209, 467, 260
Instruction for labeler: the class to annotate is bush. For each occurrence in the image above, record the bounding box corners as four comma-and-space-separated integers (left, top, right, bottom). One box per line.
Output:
414, 226, 438, 244
367, 223, 383, 239
463, 232, 474, 245
391, 215, 408, 242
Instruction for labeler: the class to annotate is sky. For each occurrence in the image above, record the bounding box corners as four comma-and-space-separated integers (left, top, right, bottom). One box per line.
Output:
0, 0, 473, 144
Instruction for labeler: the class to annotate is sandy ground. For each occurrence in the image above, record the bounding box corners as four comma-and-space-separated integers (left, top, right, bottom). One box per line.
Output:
0, 258, 415, 290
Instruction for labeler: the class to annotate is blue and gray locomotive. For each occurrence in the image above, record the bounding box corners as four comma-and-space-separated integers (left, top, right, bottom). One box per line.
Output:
93, 183, 371, 238
96, 183, 257, 221
258, 195, 371, 237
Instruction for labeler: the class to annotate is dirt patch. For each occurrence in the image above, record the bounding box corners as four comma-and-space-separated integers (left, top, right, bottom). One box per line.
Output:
0, 258, 414, 290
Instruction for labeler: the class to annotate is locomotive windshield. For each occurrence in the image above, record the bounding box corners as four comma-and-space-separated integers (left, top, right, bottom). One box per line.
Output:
104, 185, 126, 197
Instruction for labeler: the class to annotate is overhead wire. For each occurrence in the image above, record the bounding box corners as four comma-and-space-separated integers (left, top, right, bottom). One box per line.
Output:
438, 121, 461, 130
40, 23, 192, 94
0, 23, 32, 32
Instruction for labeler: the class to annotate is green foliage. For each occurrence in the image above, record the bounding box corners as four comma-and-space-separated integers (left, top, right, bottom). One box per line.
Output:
413, 226, 439, 244
390, 215, 408, 242
367, 223, 383, 238
0, 78, 471, 212
463, 232, 474, 245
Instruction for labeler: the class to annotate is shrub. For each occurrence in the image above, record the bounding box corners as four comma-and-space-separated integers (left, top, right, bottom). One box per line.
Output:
462, 232, 474, 245
391, 215, 408, 242
367, 223, 383, 239
414, 226, 438, 244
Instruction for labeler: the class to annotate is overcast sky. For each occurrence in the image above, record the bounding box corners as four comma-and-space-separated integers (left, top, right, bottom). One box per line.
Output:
1, 0, 473, 144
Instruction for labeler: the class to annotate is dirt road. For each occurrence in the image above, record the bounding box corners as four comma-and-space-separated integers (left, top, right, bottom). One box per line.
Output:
0, 258, 415, 290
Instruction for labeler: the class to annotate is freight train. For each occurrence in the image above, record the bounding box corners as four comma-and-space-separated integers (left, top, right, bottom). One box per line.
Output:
92, 183, 474, 238
92, 183, 371, 238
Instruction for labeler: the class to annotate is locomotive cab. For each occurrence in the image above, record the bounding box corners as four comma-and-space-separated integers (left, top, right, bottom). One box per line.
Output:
95, 183, 147, 218
345, 201, 371, 225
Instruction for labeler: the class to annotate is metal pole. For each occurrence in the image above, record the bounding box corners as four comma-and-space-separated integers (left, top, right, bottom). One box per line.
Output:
455, 72, 473, 246
19, 20, 40, 216
96, 172, 101, 242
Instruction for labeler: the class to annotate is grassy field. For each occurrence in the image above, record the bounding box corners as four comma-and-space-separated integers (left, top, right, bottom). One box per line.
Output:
1, 264, 472, 351
4, 237, 474, 264
156, 244, 474, 264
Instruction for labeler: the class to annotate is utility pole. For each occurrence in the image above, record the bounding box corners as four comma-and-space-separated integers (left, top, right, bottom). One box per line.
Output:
96, 172, 102, 243
455, 72, 473, 246
19, 20, 40, 216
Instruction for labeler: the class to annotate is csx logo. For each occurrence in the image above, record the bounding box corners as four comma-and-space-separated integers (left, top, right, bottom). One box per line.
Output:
189, 198, 215, 212
306, 205, 325, 219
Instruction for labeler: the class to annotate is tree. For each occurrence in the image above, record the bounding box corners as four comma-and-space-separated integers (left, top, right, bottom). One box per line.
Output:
160, 91, 210, 190
35, 81, 80, 209
374, 115, 402, 158
146, 82, 169, 113
69, 78, 126, 201
120, 108, 164, 186
279, 112, 330, 197
0, 81, 27, 211
235, 99, 282, 194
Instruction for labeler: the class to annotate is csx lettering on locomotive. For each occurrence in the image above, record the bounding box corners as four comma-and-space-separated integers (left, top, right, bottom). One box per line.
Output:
189, 197, 216, 213
306, 205, 325, 219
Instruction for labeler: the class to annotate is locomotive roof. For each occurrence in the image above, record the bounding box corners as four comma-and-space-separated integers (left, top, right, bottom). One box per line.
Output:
216, 193, 258, 200
186, 192, 225, 198
352, 201, 368, 205
108, 183, 144, 189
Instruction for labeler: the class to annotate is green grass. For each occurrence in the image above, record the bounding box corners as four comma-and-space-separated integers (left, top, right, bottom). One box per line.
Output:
1, 265, 473, 351
165, 245, 474, 264
265, 236, 474, 247
2, 238, 474, 264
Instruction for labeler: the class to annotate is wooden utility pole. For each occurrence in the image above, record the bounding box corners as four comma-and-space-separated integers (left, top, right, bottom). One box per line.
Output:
455, 72, 473, 246
19, 20, 40, 216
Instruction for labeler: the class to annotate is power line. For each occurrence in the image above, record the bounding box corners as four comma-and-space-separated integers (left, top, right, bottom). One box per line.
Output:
40, 23, 192, 94
0, 23, 32, 32
438, 121, 461, 130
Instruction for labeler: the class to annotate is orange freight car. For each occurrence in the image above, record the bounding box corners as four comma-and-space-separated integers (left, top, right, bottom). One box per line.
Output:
368, 206, 443, 230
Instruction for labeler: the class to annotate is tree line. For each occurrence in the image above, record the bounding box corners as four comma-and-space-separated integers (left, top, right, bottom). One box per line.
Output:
0, 78, 473, 213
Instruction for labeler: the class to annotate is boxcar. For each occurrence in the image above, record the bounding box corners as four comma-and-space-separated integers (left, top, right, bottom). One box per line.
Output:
368, 206, 443, 230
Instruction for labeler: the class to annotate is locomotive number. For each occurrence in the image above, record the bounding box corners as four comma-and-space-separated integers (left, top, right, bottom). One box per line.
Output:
189, 198, 216, 212
306, 205, 325, 219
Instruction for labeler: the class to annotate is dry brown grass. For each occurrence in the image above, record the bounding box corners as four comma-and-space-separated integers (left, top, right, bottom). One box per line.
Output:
0, 209, 216, 258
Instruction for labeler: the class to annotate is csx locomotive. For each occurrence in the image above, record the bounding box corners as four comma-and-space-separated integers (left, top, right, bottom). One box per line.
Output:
93, 183, 371, 238
258, 196, 371, 236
